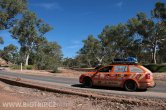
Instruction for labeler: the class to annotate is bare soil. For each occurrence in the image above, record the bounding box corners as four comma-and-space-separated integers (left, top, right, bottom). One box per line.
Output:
0, 81, 165, 110
5, 68, 85, 78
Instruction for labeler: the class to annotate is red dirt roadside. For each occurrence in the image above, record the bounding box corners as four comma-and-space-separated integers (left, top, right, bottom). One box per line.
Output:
0, 81, 165, 110
5, 68, 84, 78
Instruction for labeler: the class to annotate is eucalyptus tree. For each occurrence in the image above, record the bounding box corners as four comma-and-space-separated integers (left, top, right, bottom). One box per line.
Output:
78, 35, 106, 67
152, 2, 166, 21
0, 0, 27, 30
99, 24, 132, 61
138, 2, 166, 64
0, 0, 27, 46
98, 25, 116, 63
78, 24, 133, 67
1, 44, 17, 63
126, 13, 149, 62
127, 9, 166, 64
152, 2, 166, 63
10, 10, 53, 66
34, 41, 62, 70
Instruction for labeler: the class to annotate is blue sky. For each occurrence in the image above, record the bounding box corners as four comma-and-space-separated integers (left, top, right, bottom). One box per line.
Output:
0, 0, 166, 58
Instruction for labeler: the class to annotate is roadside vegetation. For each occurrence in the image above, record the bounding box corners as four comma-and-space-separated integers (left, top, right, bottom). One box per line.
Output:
144, 64, 166, 72
0, 0, 62, 72
0, 1, 166, 72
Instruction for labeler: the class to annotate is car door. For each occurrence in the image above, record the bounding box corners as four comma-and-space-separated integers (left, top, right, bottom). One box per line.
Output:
129, 65, 144, 81
92, 66, 113, 86
109, 65, 128, 87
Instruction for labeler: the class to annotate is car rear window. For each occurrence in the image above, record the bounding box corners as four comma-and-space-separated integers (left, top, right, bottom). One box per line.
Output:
140, 66, 152, 73
129, 66, 144, 73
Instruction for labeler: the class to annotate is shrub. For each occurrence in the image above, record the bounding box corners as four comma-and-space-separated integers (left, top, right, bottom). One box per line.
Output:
157, 66, 166, 72
10, 65, 21, 70
144, 64, 166, 72
26, 65, 34, 70
52, 66, 59, 73
10, 65, 34, 70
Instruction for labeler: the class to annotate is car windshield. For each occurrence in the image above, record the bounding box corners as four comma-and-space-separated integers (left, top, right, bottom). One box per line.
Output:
99, 66, 113, 72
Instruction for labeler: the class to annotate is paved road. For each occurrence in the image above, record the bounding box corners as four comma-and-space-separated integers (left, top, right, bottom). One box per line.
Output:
0, 71, 166, 93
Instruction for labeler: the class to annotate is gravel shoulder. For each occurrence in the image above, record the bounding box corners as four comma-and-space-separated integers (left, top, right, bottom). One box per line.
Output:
0, 81, 166, 110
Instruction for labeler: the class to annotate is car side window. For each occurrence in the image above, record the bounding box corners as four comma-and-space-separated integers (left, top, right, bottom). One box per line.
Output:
114, 66, 127, 72
99, 66, 113, 72
129, 66, 144, 73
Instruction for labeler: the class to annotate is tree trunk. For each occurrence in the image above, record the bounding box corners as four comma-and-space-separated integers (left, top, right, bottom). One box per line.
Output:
87, 60, 92, 68
152, 44, 157, 64
97, 58, 103, 65
96, 56, 104, 65
25, 54, 29, 66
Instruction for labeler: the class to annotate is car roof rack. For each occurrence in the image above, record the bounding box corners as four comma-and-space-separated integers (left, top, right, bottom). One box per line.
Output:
111, 57, 139, 65
111, 61, 138, 65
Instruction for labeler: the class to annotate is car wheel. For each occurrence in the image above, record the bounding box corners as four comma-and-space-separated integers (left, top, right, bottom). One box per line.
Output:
124, 80, 137, 91
83, 77, 93, 88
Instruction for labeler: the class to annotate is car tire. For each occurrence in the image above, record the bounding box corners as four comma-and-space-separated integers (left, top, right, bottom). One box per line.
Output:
83, 77, 93, 88
124, 80, 137, 92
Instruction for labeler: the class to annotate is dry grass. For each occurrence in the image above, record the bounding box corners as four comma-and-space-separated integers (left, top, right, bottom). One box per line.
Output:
153, 73, 166, 82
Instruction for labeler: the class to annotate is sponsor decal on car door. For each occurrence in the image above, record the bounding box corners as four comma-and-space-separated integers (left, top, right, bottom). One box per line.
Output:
107, 65, 128, 87
92, 66, 112, 86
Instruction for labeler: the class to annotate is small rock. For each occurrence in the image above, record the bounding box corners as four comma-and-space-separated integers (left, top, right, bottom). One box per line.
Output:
41, 92, 46, 96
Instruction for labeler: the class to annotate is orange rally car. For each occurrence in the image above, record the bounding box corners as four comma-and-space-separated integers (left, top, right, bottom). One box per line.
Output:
79, 63, 156, 91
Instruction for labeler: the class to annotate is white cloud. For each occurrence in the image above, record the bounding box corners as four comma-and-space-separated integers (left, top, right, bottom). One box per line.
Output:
116, 1, 123, 8
67, 45, 81, 49
66, 40, 82, 49
72, 40, 81, 44
32, 2, 62, 10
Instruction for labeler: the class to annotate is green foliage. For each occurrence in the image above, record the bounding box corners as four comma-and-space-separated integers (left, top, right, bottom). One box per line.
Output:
10, 65, 34, 70
63, 58, 81, 68
77, 35, 103, 67
152, 2, 166, 20
52, 66, 59, 73
0, 44, 18, 63
0, 0, 27, 30
34, 41, 62, 70
10, 10, 53, 66
158, 66, 166, 72
144, 64, 166, 72
26, 65, 34, 70
10, 65, 21, 70
0, 37, 4, 44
